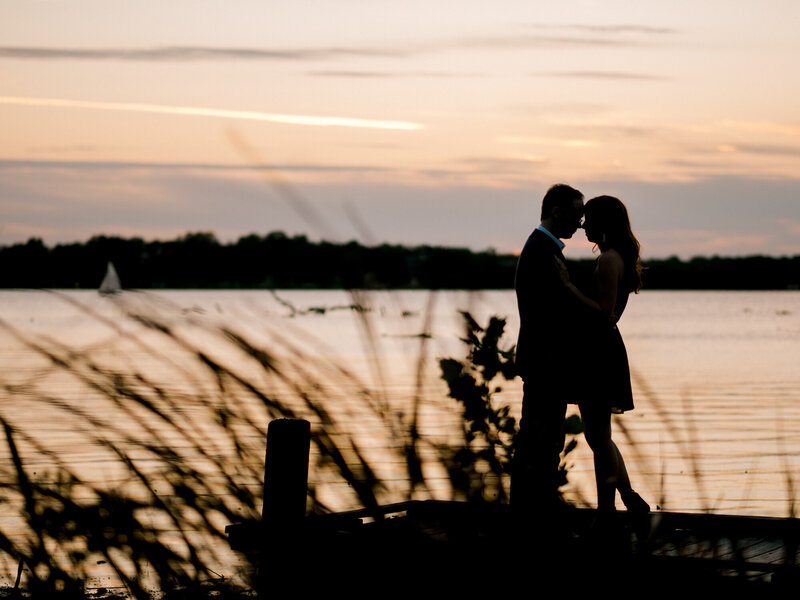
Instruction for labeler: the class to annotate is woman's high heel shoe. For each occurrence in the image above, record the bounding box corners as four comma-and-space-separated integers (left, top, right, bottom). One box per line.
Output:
621, 491, 652, 542
620, 490, 650, 513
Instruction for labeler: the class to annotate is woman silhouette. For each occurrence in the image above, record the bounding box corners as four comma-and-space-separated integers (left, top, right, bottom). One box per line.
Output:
558, 195, 649, 519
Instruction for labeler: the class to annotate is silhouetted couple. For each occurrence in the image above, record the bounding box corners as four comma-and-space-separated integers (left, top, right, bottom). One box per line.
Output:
512, 184, 649, 524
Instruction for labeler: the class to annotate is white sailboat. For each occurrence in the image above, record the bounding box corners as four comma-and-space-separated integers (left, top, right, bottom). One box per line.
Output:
98, 261, 122, 295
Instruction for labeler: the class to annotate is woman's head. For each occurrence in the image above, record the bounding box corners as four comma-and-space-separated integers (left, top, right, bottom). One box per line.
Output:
583, 195, 644, 292
582, 196, 632, 245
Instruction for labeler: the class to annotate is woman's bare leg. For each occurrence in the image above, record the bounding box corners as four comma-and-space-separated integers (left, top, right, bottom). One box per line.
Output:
611, 440, 632, 495
580, 403, 617, 511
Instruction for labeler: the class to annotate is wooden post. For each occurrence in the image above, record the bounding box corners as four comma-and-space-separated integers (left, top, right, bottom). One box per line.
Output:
262, 418, 311, 524
259, 418, 311, 595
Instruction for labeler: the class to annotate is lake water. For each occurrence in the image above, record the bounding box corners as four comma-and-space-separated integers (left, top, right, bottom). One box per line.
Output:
1, 289, 799, 588
2, 288, 799, 516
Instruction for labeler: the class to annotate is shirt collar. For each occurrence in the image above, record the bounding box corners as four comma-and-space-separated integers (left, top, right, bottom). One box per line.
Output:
536, 225, 565, 251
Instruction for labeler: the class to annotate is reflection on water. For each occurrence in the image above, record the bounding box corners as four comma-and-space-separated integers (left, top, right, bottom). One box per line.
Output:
1, 288, 799, 522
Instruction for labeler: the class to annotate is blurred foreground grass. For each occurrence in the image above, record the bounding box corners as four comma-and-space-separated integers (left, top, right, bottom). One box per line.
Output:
0, 290, 539, 598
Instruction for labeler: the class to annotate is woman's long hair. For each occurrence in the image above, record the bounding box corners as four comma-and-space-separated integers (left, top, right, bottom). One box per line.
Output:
585, 195, 644, 293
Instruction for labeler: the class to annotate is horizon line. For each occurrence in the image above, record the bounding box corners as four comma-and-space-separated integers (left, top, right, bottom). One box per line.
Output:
1, 231, 797, 262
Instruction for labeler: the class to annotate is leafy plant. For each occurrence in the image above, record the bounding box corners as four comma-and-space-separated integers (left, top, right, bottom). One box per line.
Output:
438, 312, 518, 503
439, 311, 583, 502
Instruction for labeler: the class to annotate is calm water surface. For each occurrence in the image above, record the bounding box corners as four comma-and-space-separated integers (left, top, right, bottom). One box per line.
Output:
2, 289, 799, 521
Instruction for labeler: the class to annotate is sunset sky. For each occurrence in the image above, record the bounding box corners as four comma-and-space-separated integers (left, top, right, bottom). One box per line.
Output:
2, 0, 800, 259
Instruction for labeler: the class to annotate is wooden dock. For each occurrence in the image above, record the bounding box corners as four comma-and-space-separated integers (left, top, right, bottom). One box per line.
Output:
228, 500, 800, 593
644, 510, 800, 586
227, 419, 800, 594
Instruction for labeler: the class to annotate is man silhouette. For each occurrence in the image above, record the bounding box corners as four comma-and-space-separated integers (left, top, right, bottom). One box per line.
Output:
512, 183, 586, 510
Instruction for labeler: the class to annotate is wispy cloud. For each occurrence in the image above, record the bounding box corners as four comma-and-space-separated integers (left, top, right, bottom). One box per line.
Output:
308, 70, 395, 78
0, 159, 389, 173
404, 155, 552, 189
776, 218, 800, 235
643, 228, 772, 257
0, 38, 621, 63
533, 24, 677, 35
665, 143, 800, 176
454, 155, 549, 172
451, 33, 647, 50
544, 70, 667, 81
0, 25, 674, 65
0, 97, 423, 131
723, 143, 800, 157
308, 70, 479, 78
0, 46, 405, 61
717, 120, 800, 137
497, 136, 599, 148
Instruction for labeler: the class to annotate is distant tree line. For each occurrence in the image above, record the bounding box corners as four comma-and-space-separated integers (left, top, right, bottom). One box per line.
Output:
1, 232, 798, 290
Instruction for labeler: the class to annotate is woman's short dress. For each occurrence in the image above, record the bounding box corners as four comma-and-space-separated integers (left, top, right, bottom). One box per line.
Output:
587, 290, 635, 414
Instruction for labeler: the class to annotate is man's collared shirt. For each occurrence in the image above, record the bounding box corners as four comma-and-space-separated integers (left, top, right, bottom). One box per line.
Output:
536, 224, 565, 251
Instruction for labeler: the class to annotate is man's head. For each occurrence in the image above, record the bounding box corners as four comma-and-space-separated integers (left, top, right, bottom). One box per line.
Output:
540, 184, 584, 239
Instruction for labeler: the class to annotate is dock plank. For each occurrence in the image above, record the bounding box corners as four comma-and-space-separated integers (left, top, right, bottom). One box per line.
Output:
227, 501, 800, 591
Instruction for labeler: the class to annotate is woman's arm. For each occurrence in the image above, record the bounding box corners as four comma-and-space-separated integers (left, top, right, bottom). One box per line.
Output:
556, 251, 623, 321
